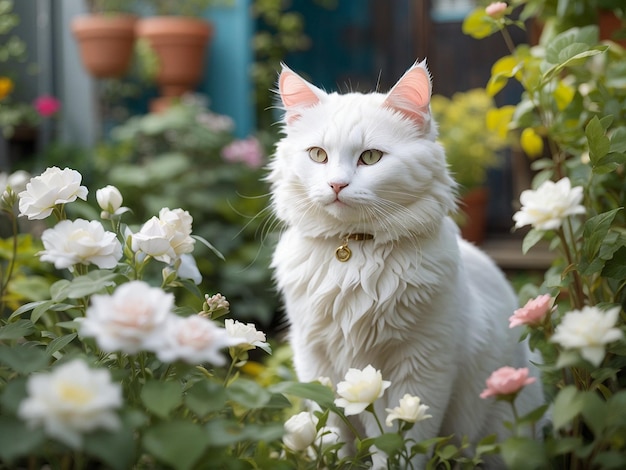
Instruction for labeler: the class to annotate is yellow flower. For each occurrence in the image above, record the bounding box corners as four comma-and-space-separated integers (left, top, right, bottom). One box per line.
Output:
0, 77, 14, 100
520, 127, 544, 158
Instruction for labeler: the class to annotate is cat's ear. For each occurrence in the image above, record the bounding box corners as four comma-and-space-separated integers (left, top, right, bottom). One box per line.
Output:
278, 65, 324, 124
383, 60, 432, 126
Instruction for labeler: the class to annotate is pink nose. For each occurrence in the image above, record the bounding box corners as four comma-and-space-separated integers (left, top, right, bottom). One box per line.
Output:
329, 182, 348, 194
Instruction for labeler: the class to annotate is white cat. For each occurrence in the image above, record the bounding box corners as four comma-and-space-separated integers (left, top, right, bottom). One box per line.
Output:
268, 60, 543, 467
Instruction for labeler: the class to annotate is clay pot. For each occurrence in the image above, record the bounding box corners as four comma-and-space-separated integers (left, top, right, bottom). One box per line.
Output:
136, 16, 213, 106
71, 14, 137, 78
460, 187, 489, 245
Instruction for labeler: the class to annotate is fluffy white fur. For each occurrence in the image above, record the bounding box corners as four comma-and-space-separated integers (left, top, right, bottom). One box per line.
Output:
268, 61, 543, 467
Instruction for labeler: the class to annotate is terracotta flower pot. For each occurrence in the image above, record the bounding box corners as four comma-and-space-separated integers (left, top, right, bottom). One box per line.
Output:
71, 14, 138, 78
459, 187, 489, 245
136, 16, 213, 107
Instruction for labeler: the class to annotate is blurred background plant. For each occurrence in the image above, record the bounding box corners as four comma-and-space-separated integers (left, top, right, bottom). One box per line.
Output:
0, 0, 60, 139
89, 95, 279, 326
431, 88, 510, 195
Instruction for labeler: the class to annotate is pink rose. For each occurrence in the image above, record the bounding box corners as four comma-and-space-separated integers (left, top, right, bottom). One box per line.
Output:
480, 367, 536, 399
509, 294, 553, 328
34, 95, 61, 117
485, 2, 507, 19
221, 137, 264, 169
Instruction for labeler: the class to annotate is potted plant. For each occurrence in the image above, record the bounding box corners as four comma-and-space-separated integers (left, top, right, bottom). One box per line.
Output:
431, 89, 510, 244
71, 0, 138, 79
135, 1, 228, 112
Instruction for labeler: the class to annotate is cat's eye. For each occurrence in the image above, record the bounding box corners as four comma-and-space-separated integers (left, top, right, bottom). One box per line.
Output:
308, 147, 328, 163
359, 149, 383, 165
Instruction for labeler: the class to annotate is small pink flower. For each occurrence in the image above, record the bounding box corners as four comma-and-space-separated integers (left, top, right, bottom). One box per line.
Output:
480, 366, 536, 399
485, 2, 507, 19
509, 294, 553, 328
34, 95, 61, 117
221, 137, 264, 169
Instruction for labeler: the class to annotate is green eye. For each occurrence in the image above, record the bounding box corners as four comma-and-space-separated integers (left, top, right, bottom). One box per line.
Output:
359, 149, 383, 165
308, 147, 328, 163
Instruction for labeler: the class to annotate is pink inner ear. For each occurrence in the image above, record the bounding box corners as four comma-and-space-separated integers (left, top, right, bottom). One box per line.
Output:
384, 65, 431, 123
279, 71, 320, 109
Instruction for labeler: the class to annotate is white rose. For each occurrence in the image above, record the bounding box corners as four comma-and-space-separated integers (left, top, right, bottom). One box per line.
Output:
131, 216, 177, 263
385, 393, 432, 427
39, 219, 122, 270
96, 185, 123, 214
283, 411, 318, 452
18, 167, 88, 220
551, 306, 623, 366
1, 169, 30, 195
334, 365, 391, 416
513, 177, 585, 231
131, 208, 195, 264
79, 281, 173, 354
158, 208, 195, 257
18, 359, 122, 449
156, 315, 243, 365
224, 318, 270, 352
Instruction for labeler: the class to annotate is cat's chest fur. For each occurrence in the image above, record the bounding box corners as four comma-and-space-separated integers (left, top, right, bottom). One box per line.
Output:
272, 219, 465, 376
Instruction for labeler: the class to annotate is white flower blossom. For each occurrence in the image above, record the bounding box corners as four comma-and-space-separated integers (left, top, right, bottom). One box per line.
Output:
96, 185, 125, 217
39, 219, 122, 270
283, 411, 318, 452
131, 208, 195, 264
18, 167, 88, 220
551, 306, 623, 366
156, 315, 243, 365
385, 394, 432, 427
79, 281, 173, 354
224, 319, 270, 353
513, 177, 585, 231
18, 359, 122, 449
0, 170, 30, 195
334, 365, 391, 416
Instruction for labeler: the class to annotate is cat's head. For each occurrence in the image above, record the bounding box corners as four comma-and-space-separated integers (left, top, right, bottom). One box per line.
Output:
268, 61, 457, 242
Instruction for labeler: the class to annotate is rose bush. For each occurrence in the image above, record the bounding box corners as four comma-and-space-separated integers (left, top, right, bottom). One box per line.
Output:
462, 1, 626, 468
3, 168, 484, 469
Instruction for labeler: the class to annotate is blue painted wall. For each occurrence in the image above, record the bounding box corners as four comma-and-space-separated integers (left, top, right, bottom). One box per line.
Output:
203, 0, 254, 138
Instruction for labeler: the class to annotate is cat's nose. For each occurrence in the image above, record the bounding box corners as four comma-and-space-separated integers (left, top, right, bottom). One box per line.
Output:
329, 182, 348, 194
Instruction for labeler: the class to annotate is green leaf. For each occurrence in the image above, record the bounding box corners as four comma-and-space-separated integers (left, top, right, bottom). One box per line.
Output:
83, 424, 136, 470
0, 344, 48, 374
587, 116, 611, 167
140, 380, 183, 419
0, 417, 46, 463
226, 378, 271, 409
185, 380, 227, 417
0, 319, 36, 340
609, 127, 626, 153
373, 433, 405, 456
581, 208, 622, 262
9, 300, 52, 321
580, 391, 607, 437
142, 421, 207, 470
63, 271, 119, 299
45, 333, 78, 356
552, 385, 583, 431
522, 228, 544, 254
602, 246, 626, 279
462, 8, 499, 39
270, 381, 337, 409
500, 437, 547, 470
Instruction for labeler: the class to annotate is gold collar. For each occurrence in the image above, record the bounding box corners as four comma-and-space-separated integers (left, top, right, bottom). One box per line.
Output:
335, 233, 374, 262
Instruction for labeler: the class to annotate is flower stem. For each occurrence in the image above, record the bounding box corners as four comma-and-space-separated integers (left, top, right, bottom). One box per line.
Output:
0, 210, 18, 315
557, 227, 585, 310
499, 26, 516, 55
